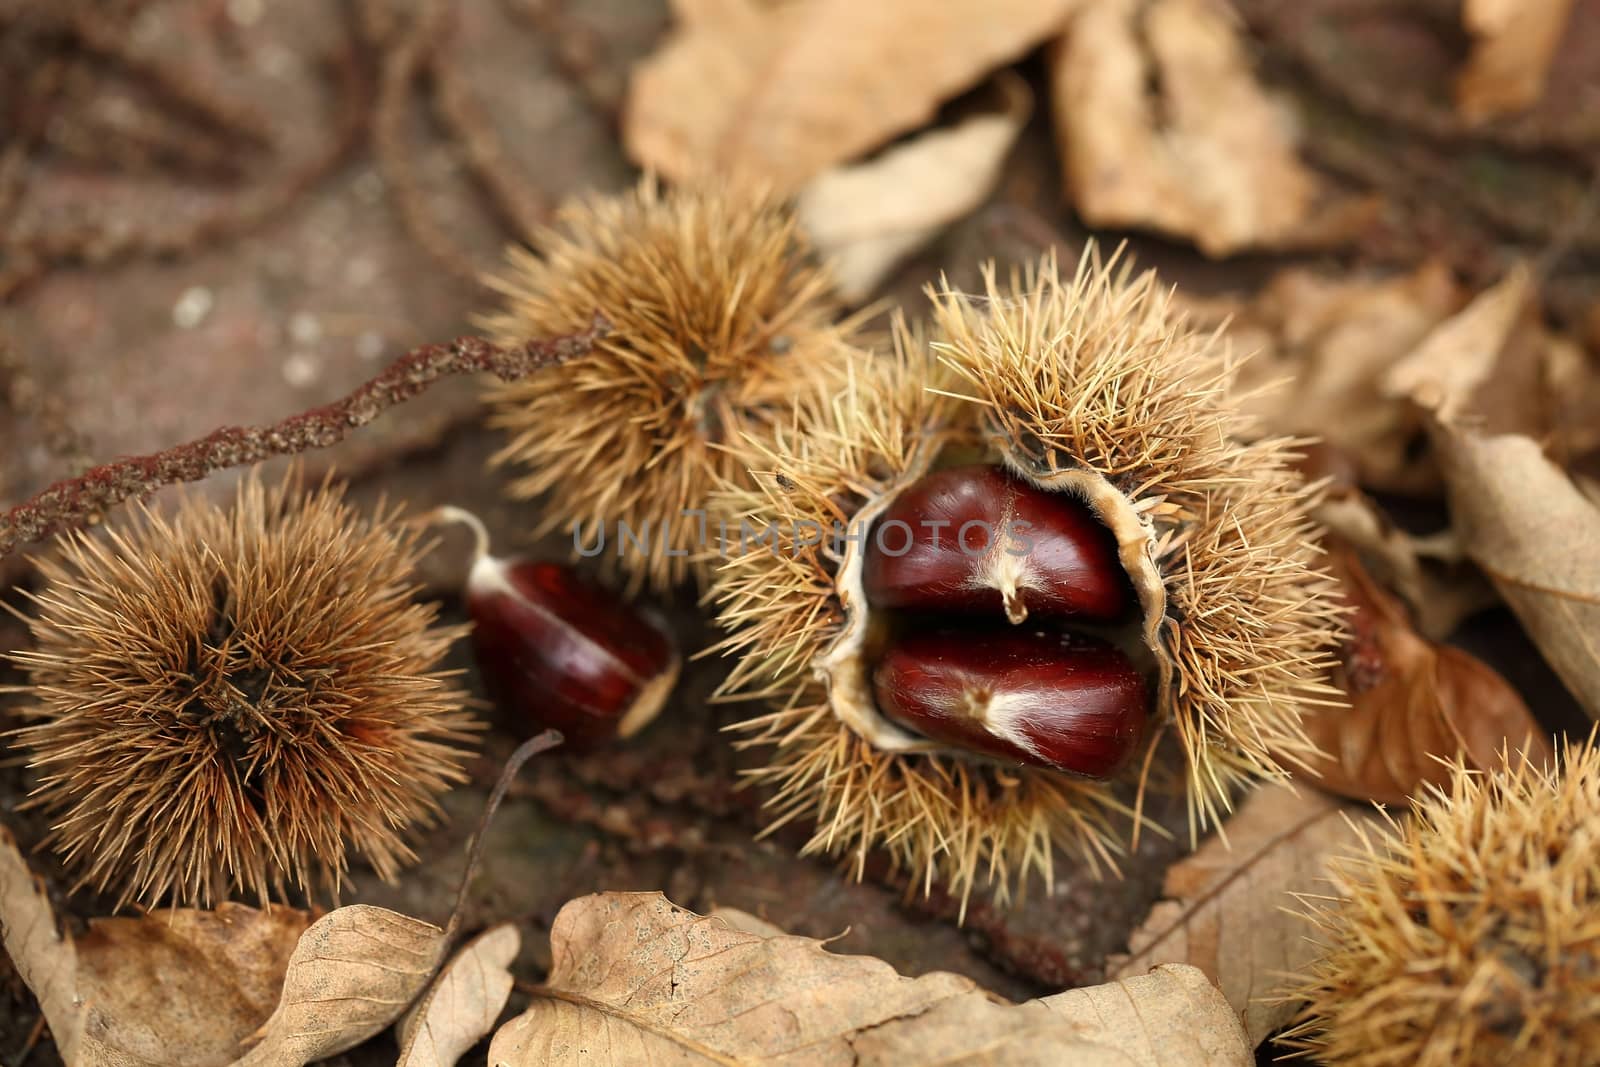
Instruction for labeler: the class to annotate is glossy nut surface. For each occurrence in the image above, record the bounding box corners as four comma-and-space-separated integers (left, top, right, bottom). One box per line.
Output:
871, 627, 1147, 777
862, 465, 1130, 624
468, 559, 679, 752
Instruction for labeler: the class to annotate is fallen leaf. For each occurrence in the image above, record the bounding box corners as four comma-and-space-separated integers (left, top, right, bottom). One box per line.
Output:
1040, 965, 1251, 1067
1429, 428, 1600, 720
1301, 547, 1554, 807
706, 906, 788, 939
1050, 0, 1362, 256
1384, 272, 1600, 720
1381, 263, 1533, 425
397, 923, 520, 1067
488, 892, 1251, 1065
1182, 262, 1464, 493
76, 904, 312, 1067
798, 74, 1031, 302
0, 823, 86, 1064
1313, 485, 1498, 641
1456, 0, 1576, 122
0, 823, 314, 1067
625, 0, 1082, 192
1109, 784, 1379, 1046
235, 905, 447, 1066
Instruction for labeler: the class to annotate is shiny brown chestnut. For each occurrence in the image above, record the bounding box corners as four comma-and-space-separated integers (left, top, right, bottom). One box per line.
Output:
862, 464, 1130, 624
872, 627, 1146, 777
437, 507, 680, 752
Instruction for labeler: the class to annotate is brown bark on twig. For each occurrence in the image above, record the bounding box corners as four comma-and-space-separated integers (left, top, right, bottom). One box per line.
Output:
0, 314, 609, 557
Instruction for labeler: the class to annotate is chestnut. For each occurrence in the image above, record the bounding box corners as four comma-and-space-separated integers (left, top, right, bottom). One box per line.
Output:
437, 508, 681, 752
862, 465, 1130, 624
871, 627, 1146, 778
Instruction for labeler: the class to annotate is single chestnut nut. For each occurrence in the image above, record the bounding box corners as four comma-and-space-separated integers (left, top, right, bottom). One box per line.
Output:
439, 508, 681, 751
862, 464, 1130, 624
871, 627, 1147, 777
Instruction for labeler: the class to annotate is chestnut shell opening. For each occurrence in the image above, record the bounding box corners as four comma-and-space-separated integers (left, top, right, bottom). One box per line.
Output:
817, 451, 1172, 779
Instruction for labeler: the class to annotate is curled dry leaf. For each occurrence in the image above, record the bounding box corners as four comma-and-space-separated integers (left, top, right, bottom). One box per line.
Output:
1387, 273, 1600, 721
1456, 0, 1576, 122
1430, 428, 1600, 720
0, 823, 85, 1063
234, 905, 447, 1066
625, 0, 1082, 192
0, 823, 313, 1067
1109, 784, 1380, 1046
1050, 0, 1365, 256
1383, 265, 1600, 470
797, 74, 1031, 303
1381, 264, 1534, 426
489, 892, 1251, 1066
76, 905, 311, 1067
1313, 485, 1497, 642
397, 923, 521, 1067
705, 906, 787, 939
1302, 547, 1554, 807
1040, 966, 1251, 1067
1182, 262, 1464, 493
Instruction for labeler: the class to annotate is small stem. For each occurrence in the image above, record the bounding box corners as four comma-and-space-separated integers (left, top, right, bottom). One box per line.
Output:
426, 505, 493, 561
445, 729, 563, 943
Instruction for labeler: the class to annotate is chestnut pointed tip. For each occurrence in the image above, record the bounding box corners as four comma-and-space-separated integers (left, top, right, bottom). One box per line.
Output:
1002, 588, 1028, 625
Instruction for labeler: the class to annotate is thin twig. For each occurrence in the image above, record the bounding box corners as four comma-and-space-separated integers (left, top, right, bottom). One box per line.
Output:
445, 729, 565, 943
55, 5, 275, 148
11, 1011, 44, 1067
427, 43, 548, 248
371, 0, 484, 284
501, 0, 622, 130
0, 28, 371, 300
0, 314, 609, 557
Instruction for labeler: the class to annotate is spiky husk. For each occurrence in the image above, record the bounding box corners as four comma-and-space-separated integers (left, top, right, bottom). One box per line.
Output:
8, 469, 476, 909
708, 249, 1343, 905
1283, 741, 1600, 1067
478, 178, 858, 592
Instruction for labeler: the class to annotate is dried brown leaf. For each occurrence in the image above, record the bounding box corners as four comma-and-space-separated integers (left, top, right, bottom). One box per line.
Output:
1382, 264, 1533, 424
625, 0, 1081, 192
488, 892, 1250, 1066
1430, 428, 1600, 720
0, 824, 86, 1063
1456, 0, 1576, 122
1039, 966, 1251, 1067
1301, 547, 1553, 807
1385, 273, 1600, 720
705, 906, 787, 939
75, 904, 312, 1067
234, 905, 447, 1066
0, 823, 315, 1067
1109, 784, 1379, 1046
1050, 0, 1360, 256
397, 923, 520, 1067
1182, 262, 1464, 493
1384, 264, 1600, 469
1314, 487, 1496, 642
797, 74, 1031, 302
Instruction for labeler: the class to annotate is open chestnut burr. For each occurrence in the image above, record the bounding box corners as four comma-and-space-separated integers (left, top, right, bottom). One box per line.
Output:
433, 507, 680, 752
707, 249, 1344, 906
